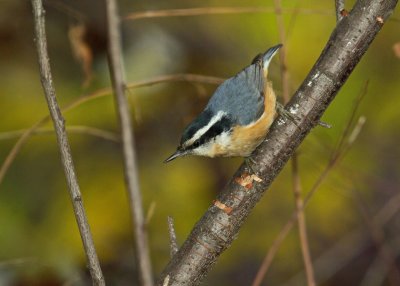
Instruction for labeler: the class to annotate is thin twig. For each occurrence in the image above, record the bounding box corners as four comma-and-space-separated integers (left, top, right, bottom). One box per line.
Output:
0, 118, 48, 185
338, 82, 369, 158
145, 201, 157, 225
274, 0, 290, 104
44, 0, 86, 22
291, 155, 316, 286
0, 73, 223, 187
124, 7, 334, 21
30, 0, 105, 285
0, 126, 120, 142
168, 216, 179, 258
273, 1, 316, 285
105, 0, 153, 285
351, 188, 400, 286
361, 236, 400, 286
283, 191, 400, 286
335, 0, 345, 22
0, 257, 38, 268
286, 0, 305, 40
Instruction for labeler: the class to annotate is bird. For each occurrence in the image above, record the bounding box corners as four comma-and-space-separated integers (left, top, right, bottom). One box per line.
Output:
164, 44, 283, 163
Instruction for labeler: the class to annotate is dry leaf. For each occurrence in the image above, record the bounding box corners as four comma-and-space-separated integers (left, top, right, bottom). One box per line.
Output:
68, 23, 93, 87
393, 42, 400, 58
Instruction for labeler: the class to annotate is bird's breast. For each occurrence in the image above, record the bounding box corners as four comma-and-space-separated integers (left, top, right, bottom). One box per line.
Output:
213, 81, 277, 157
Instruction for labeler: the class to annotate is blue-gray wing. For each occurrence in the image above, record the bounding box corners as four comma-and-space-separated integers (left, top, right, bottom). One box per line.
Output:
206, 62, 265, 126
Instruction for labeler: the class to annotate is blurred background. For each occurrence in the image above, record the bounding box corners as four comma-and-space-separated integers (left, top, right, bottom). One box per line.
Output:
0, 0, 399, 285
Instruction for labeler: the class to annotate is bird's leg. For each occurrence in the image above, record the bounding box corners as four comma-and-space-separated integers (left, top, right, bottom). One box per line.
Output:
276, 102, 299, 123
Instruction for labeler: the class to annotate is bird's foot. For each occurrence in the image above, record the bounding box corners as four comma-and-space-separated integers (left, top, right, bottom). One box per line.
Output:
276, 102, 299, 124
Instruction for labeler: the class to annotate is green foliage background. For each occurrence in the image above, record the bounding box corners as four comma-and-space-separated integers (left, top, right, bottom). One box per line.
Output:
0, 0, 399, 285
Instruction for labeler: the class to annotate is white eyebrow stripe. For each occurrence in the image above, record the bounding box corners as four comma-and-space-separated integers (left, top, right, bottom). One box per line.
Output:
184, 111, 226, 147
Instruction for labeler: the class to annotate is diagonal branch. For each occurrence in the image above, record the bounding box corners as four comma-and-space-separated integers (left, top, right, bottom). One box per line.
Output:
105, 0, 153, 285
30, 0, 105, 285
158, 0, 398, 285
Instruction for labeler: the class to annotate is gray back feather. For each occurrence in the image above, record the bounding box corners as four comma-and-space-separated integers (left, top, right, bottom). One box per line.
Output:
205, 61, 265, 126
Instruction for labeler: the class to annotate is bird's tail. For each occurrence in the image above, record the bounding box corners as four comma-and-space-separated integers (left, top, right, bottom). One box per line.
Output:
262, 44, 282, 71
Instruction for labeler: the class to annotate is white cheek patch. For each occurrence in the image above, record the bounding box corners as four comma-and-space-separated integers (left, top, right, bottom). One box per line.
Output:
214, 131, 231, 147
191, 131, 232, 158
192, 142, 213, 157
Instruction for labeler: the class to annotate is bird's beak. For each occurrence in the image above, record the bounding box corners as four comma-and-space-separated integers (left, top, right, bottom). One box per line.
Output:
164, 149, 187, 163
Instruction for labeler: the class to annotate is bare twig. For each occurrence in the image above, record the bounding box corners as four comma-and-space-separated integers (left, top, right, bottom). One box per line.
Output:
0, 73, 223, 187
337, 82, 369, 158
283, 191, 400, 286
351, 188, 400, 286
273, 1, 315, 285
0, 126, 120, 142
0, 257, 38, 268
361, 236, 400, 286
105, 0, 153, 285
168, 216, 179, 258
274, 0, 290, 104
291, 156, 316, 286
335, 0, 346, 22
145, 201, 157, 225
0, 118, 48, 185
124, 7, 334, 21
30, 0, 105, 285
44, 0, 86, 22
157, 1, 399, 281
251, 212, 296, 286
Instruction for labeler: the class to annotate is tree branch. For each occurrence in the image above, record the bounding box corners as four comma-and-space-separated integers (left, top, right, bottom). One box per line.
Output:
105, 0, 153, 285
30, 0, 105, 285
158, 0, 398, 285
124, 7, 333, 21
0, 126, 120, 142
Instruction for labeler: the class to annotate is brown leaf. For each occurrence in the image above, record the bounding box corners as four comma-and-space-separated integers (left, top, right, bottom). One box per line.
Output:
393, 42, 400, 58
68, 23, 93, 87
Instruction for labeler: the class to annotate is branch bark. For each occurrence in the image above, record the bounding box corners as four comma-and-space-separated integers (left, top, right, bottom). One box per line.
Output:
335, 0, 346, 22
158, 0, 398, 285
168, 216, 179, 258
105, 0, 153, 285
30, 0, 105, 285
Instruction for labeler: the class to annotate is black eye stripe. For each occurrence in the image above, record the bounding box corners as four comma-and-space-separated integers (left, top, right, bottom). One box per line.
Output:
185, 116, 232, 151
180, 109, 213, 145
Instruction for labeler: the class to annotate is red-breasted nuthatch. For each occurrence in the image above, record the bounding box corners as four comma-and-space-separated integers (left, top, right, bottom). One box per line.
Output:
165, 44, 282, 163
